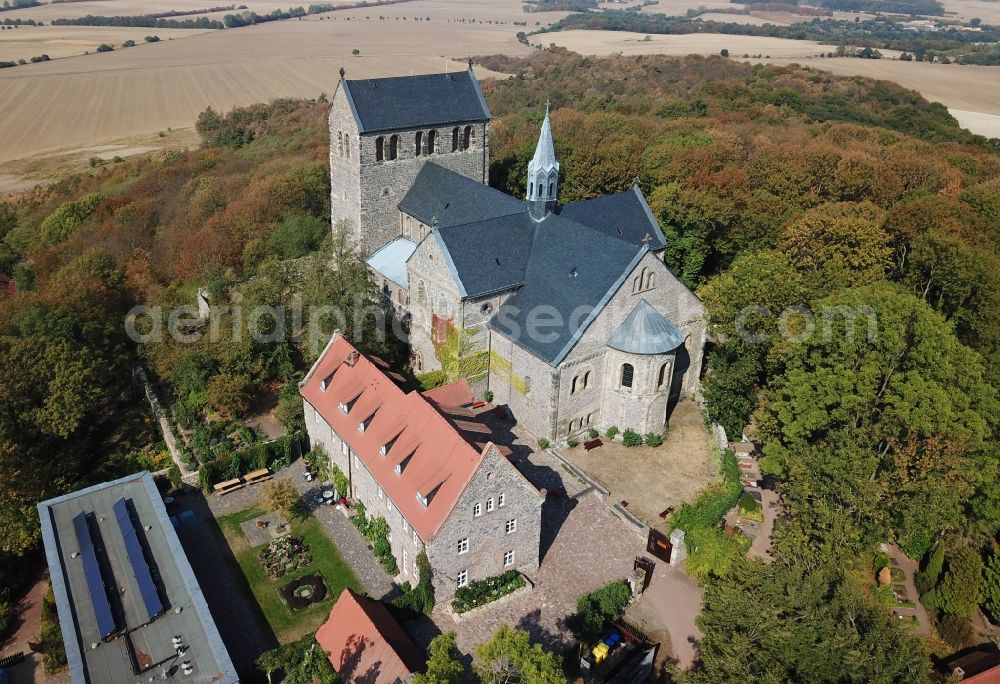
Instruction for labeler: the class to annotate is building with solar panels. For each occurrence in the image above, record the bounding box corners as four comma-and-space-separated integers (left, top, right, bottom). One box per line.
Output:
37, 472, 238, 684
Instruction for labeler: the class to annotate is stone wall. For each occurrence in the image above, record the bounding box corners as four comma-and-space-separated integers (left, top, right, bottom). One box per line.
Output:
486, 332, 559, 441
328, 78, 489, 256
426, 445, 542, 600
406, 234, 464, 374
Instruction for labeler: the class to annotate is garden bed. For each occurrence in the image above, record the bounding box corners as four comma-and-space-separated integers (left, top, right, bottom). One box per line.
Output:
216, 506, 363, 642
281, 574, 328, 611
452, 570, 527, 614
259, 536, 312, 579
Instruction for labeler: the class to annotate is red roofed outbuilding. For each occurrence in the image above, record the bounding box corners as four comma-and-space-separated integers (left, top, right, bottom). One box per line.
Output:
316, 589, 425, 683
0, 274, 15, 295
300, 333, 542, 599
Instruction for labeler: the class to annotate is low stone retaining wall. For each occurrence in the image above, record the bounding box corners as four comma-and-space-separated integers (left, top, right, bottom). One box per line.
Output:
550, 449, 610, 500
445, 575, 535, 623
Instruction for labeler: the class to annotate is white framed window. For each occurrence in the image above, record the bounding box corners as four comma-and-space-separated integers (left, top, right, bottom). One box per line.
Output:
457, 538, 469, 554
499, 493, 506, 507
403, 519, 409, 533
387, 499, 394, 513
413, 530, 419, 545
457, 570, 468, 588
377, 486, 383, 500
504, 550, 514, 567
473, 503, 482, 517
505, 519, 517, 534
343, 441, 349, 456
403, 549, 408, 574
413, 558, 419, 580
486, 498, 494, 512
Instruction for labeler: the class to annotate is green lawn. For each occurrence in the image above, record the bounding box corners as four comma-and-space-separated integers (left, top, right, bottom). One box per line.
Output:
216, 506, 363, 643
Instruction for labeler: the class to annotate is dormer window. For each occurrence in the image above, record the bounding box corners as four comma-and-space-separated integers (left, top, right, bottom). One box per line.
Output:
416, 492, 429, 508
381, 432, 402, 456
340, 389, 363, 414
359, 409, 378, 433
395, 451, 413, 475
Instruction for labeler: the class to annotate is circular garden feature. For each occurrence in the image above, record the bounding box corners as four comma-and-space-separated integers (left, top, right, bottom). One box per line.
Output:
281, 574, 328, 611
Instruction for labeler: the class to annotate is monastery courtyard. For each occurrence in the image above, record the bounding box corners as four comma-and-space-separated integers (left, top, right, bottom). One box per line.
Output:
177, 433, 704, 674
558, 400, 715, 528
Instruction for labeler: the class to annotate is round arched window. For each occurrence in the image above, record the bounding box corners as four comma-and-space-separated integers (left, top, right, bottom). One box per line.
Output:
480, 302, 494, 315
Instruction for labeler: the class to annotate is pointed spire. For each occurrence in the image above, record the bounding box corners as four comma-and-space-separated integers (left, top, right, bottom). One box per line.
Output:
529, 100, 558, 174
526, 99, 560, 214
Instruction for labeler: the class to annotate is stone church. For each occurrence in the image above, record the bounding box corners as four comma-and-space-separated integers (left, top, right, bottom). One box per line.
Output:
328, 64, 707, 441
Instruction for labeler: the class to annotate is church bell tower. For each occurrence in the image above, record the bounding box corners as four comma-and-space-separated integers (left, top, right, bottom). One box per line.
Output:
526, 100, 559, 220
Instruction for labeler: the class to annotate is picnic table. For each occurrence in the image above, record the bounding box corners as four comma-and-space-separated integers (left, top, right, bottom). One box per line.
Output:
213, 478, 244, 495
244, 468, 272, 484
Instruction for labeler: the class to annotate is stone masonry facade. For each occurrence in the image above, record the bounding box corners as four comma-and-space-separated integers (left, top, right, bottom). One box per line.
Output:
328, 80, 489, 256
302, 399, 541, 601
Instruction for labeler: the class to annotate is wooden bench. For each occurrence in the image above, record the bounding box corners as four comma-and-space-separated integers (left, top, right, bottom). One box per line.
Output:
213, 478, 244, 495
244, 468, 272, 485
583, 438, 603, 451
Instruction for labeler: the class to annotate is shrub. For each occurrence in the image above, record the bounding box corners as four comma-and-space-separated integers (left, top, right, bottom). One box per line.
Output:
645, 432, 663, 447
738, 492, 763, 522
586, 427, 599, 439
484, 389, 494, 403
167, 464, 182, 491
394, 550, 435, 614
983, 547, 1000, 624
39, 193, 104, 244
352, 48, 360, 55
606, 426, 619, 439
567, 580, 632, 644
122, 39, 135, 47
537, 437, 550, 450
936, 613, 975, 649
144, 35, 159, 42
96, 43, 113, 52
366, 516, 398, 575
452, 570, 525, 613
567, 439, 579, 448
622, 429, 642, 447
260, 478, 300, 516
417, 370, 446, 390
39, 589, 66, 673
331, 464, 349, 501
937, 548, 983, 616
915, 542, 944, 594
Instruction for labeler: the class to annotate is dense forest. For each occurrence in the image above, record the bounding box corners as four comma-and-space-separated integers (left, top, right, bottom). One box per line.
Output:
1, 50, 998, 679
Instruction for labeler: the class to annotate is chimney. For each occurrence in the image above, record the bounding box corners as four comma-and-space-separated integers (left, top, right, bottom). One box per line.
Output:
346, 351, 360, 367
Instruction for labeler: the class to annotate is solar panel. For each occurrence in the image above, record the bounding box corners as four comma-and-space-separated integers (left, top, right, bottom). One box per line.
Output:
72, 512, 118, 640
113, 498, 164, 622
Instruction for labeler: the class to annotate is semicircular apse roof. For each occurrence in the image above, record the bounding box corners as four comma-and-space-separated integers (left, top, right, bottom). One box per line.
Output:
607, 299, 685, 355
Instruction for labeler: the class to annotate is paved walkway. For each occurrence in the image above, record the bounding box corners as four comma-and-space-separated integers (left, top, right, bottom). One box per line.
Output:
884, 543, 931, 638
749, 488, 780, 562
625, 562, 703, 670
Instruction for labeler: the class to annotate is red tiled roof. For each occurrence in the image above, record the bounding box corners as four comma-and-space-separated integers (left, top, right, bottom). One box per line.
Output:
420, 378, 474, 409
0, 274, 15, 295
300, 334, 488, 541
944, 646, 1000, 684
316, 589, 424, 683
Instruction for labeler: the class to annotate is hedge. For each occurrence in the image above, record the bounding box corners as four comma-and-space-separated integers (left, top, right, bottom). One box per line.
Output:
452, 570, 525, 614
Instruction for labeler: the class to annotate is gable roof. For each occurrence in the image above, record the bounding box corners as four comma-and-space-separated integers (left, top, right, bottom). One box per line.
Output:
400, 162, 524, 229
317, 589, 424, 684
607, 298, 685, 354
300, 335, 501, 540
342, 69, 490, 134
942, 645, 1000, 683
557, 184, 665, 250
488, 216, 649, 365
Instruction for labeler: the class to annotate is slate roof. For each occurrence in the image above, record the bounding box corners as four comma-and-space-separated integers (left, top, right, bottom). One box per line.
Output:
607, 298, 685, 354
487, 215, 650, 365
400, 162, 524, 229
558, 185, 666, 249
342, 69, 490, 134
367, 237, 417, 288
316, 589, 425, 683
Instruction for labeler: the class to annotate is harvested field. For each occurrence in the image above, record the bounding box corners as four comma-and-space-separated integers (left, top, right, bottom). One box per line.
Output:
696, 12, 790, 24
0, 0, 321, 21
0, 0, 567, 168
0, 25, 211, 62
